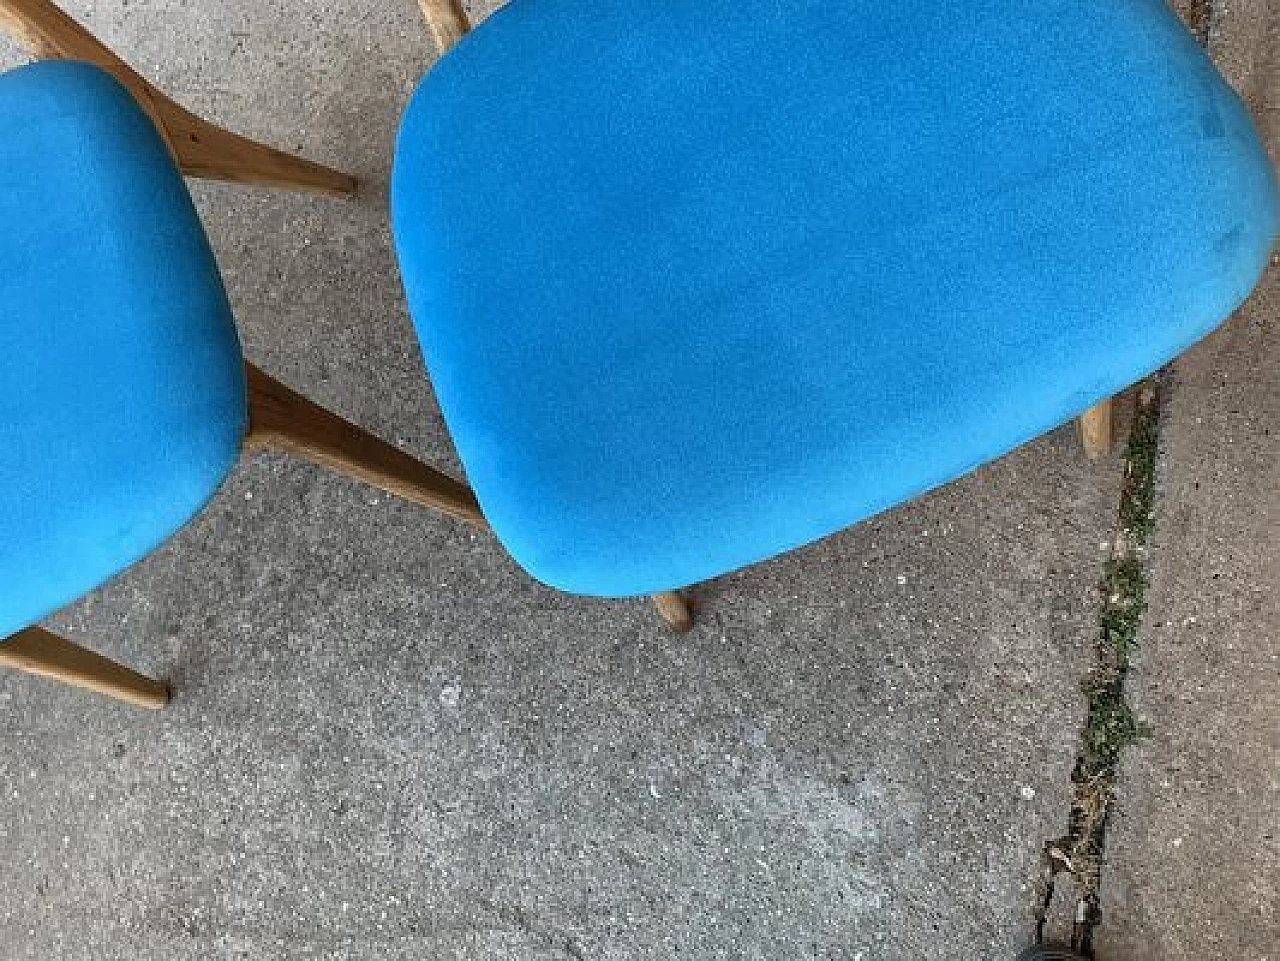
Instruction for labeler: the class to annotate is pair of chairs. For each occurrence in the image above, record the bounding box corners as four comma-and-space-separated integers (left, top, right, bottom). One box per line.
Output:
2, 0, 1277, 708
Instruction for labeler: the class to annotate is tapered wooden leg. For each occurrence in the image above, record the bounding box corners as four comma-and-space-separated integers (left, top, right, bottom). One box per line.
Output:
244, 364, 487, 529
1079, 399, 1114, 461
417, 0, 470, 53
156, 101, 356, 196
0, 626, 170, 709
0, 0, 356, 196
652, 591, 693, 633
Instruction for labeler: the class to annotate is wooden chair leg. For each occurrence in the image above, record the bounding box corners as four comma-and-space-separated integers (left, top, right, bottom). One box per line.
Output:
418, 0, 471, 54
0, 0, 356, 196
1079, 398, 1114, 461
652, 591, 693, 633
0, 626, 170, 709
154, 101, 356, 196
244, 364, 487, 529
249, 364, 697, 626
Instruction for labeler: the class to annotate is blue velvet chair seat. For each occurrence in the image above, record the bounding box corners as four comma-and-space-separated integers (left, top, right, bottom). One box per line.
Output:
394, 0, 1278, 597
0, 61, 247, 638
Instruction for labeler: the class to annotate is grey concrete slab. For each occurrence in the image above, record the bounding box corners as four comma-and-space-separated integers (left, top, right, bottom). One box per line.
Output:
0, 2, 1118, 958
1095, 6, 1280, 959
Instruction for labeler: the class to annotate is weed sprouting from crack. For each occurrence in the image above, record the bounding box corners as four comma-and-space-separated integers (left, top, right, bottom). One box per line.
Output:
1038, 380, 1161, 956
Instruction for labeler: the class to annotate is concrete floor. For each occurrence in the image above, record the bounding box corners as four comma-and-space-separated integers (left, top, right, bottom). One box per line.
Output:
0, 2, 1274, 959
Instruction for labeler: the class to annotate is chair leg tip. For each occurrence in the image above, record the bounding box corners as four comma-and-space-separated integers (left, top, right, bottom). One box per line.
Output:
666, 614, 694, 634
1078, 401, 1114, 461
653, 592, 694, 633
1082, 436, 1111, 461
134, 682, 172, 710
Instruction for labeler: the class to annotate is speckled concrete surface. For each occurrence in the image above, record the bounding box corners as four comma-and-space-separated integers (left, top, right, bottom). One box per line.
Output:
1095, 4, 1280, 958
0, 2, 1181, 959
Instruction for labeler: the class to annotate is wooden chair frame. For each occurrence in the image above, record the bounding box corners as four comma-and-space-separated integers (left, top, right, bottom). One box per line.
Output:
0, 0, 691, 710
12, 0, 1121, 705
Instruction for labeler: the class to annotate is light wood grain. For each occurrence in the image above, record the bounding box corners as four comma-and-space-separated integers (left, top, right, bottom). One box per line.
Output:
0, 0, 356, 195
652, 591, 693, 633
244, 364, 487, 529
1079, 399, 1114, 461
152, 98, 356, 196
418, 0, 470, 54
0, 626, 170, 709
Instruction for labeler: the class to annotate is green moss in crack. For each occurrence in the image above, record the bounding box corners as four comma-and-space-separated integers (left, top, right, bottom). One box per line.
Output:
1081, 676, 1151, 772
1119, 390, 1161, 545
1079, 383, 1162, 782
1100, 556, 1148, 660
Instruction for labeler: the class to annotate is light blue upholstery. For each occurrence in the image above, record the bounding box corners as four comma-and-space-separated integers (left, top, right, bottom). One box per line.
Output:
393, 0, 1279, 598
0, 61, 247, 638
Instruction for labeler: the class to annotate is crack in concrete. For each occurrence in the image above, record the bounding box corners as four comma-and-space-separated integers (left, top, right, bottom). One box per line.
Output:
1037, 380, 1164, 957
1033, 10, 1219, 951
